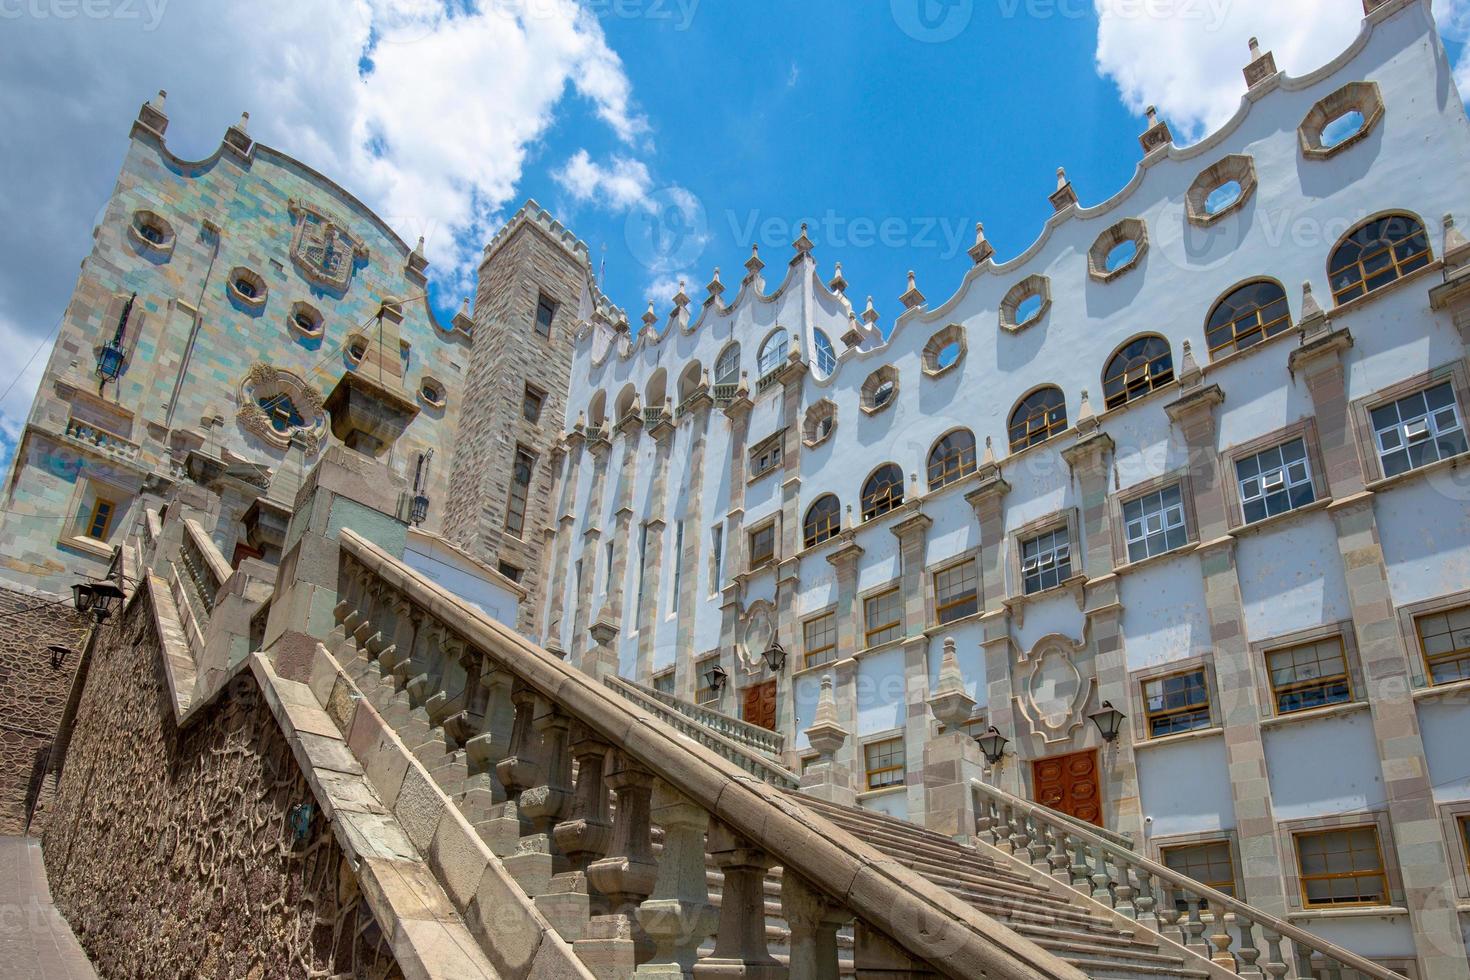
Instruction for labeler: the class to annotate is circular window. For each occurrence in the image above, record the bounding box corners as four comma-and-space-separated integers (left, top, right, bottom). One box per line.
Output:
419, 378, 446, 408
289, 302, 323, 337
228, 268, 267, 308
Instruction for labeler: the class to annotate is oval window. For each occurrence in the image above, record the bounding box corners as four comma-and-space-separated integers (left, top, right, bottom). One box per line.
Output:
1204, 181, 1243, 216
1104, 239, 1138, 272
1321, 110, 1365, 149
1016, 293, 1044, 325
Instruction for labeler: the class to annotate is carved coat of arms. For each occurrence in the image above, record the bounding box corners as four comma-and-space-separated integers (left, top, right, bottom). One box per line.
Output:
288, 199, 368, 291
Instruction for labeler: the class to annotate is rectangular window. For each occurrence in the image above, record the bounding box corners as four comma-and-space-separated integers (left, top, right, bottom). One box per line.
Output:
748, 524, 775, 569
1021, 527, 1071, 595
1142, 668, 1212, 738
803, 612, 838, 669
504, 446, 535, 538
635, 524, 648, 628
864, 589, 903, 648
695, 655, 719, 704
1267, 637, 1352, 714
1294, 827, 1389, 908
522, 384, 545, 423
1460, 817, 1470, 877
85, 497, 116, 541
497, 561, 523, 584
535, 292, 557, 337
710, 525, 723, 594
1160, 841, 1237, 911
749, 435, 783, 478
1414, 604, 1470, 686
652, 670, 675, 695
671, 520, 684, 613
1371, 381, 1467, 479
934, 560, 979, 624
1236, 437, 1315, 524
864, 737, 906, 790
1122, 483, 1188, 562
605, 541, 614, 596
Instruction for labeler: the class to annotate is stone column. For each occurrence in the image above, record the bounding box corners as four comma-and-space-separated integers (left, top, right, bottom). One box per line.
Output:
534, 440, 568, 640
781, 872, 852, 980
672, 393, 714, 701
1164, 363, 1284, 915
635, 410, 675, 682
892, 509, 934, 823
695, 823, 786, 980
799, 673, 855, 805
925, 638, 986, 841
542, 425, 586, 654
770, 355, 808, 739
715, 379, 754, 713
965, 458, 1023, 797
825, 534, 864, 782
602, 411, 644, 633
571, 431, 611, 667
1289, 317, 1469, 980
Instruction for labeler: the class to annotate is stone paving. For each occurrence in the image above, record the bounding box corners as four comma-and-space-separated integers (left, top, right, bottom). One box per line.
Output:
0, 836, 97, 979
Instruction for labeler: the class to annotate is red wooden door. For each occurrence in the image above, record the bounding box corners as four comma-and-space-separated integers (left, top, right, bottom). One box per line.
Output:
742, 680, 777, 731
1032, 750, 1103, 827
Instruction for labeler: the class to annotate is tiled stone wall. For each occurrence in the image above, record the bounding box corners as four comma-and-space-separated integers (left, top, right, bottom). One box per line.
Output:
0, 588, 88, 835
42, 594, 402, 978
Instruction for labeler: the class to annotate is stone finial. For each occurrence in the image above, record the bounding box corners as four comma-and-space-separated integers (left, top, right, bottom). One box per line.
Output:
1298, 280, 1329, 337
1301, 280, 1324, 320
643, 302, 659, 332
237, 111, 250, 132
900, 270, 926, 310
574, 410, 586, 432
737, 370, 750, 396
829, 262, 848, 294
792, 222, 815, 258
744, 243, 765, 285
842, 311, 864, 349
1244, 35, 1278, 88
700, 368, 711, 388
804, 674, 849, 759
1049, 167, 1079, 212
705, 267, 725, 307
451, 297, 474, 335
861, 295, 880, 327
1077, 389, 1097, 429
844, 503, 854, 530
224, 110, 253, 155
788, 331, 802, 363
460, 297, 470, 315
672, 278, 691, 309
981, 435, 996, 467
968, 222, 995, 265
153, 89, 167, 109
1178, 339, 1203, 388
1444, 214, 1470, 269
929, 637, 977, 731
412, 235, 425, 257
137, 90, 170, 136
1139, 104, 1173, 155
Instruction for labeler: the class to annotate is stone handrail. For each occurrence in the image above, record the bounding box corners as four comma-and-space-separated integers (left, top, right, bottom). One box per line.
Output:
63, 416, 141, 464
602, 675, 798, 789
181, 518, 228, 613
711, 382, 738, 404
609, 673, 785, 757
336, 527, 1087, 980
970, 779, 1406, 980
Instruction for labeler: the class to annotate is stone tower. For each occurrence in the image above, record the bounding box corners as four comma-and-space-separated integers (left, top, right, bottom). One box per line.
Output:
443, 201, 591, 633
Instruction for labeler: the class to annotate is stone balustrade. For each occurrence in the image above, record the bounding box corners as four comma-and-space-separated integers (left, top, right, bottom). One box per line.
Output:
970, 779, 1406, 980
62, 416, 141, 464
605, 674, 787, 762
332, 527, 1087, 980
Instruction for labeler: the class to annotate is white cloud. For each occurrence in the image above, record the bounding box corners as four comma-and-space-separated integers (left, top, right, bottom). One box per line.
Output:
1094, 0, 1470, 143
644, 273, 693, 306
0, 313, 52, 447
0, 0, 646, 434
554, 150, 654, 211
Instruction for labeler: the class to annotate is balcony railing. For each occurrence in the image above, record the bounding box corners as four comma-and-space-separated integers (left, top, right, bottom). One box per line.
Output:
63, 417, 140, 464
971, 779, 1406, 980
712, 383, 738, 405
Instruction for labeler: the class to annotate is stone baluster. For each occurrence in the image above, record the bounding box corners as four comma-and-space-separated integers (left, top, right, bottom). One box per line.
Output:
1259, 929, 1290, 980
1009, 806, 1030, 858
1131, 865, 1159, 931
424, 632, 467, 729
336, 564, 365, 628
1311, 953, 1341, 980
580, 752, 658, 974
353, 579, 383, 646
1089, 842, 1114, 906
1234, 916, 1263, 977
519, 699, 573, 832
1069, 836, 1092, 894
974, 795, 994, 842
553, 726, 614, 878
1026, 815, 1050, 868
1046, 825, 1072, 884
494, 683, 544, 818
634, 781, 718, 979
1295, 948, 1317, 980
1112, 858, 1138, 920
1183, 899, 1209, 958
443, 650, 482, 749
465, 668, 515, 805
376, 598, 416, 674
1157, 901, 1184, 948
782, 871, 853, 980
700, 821, 786, 979
1207, 900, 1237, 970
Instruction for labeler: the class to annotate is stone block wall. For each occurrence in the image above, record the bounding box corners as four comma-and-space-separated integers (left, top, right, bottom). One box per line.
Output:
0, 587, 88, 835
41, 592, 402, 978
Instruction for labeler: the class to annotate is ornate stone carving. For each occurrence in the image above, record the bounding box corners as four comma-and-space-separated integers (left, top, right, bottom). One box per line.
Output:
288, 199, 369, 292
738, 601, 775, 674
236, 363, 327, 454
1013, 634, 1094, 746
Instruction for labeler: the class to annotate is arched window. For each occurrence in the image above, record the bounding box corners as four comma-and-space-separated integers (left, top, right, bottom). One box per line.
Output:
1008, 387, 1068, 453
861, 464, 905, 522
803, 494, 841, 549
715, 343, 741, 386
813, 330, 837, 378
1329, 213, 1431, 305
927, 429, 977, 491
1206, 280, 1291, 358
758, 332, 789, 377
1103, 335, 1174, 410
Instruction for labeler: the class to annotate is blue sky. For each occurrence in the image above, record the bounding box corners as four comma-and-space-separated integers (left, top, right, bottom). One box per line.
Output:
0, 0, 1466, 473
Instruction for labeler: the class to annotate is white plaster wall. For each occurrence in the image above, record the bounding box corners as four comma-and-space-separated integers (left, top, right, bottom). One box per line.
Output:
1263, 708, 1386, 820
1294, 917, 1416, 962
862, 791, 909, 821
1378, 477, 1470, 608
925, 625, 986, 705
856, 645, 906, 735
1237, 513, 1353, 641
1419, 699, 1470, 803
402, 544, 519, 628
1120, 554, 1213, 671
1135, 735, 1236, 837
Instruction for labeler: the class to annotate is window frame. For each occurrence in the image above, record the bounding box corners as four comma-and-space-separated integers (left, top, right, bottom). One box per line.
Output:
503, 445, 537, 538
714, 343, 741, 386
802, 609, 839, 670
85, 496, 117, 541
863, 736, 906, 791
1008, 386, 1068, 454
860, 463, 905, 523
1204, 278, 1293, 360
1020, 526, 1072, 596
1350, 362, 1470, 486
1327, 212, 1433, 307
747, 519, 777, 571
1435, 801, 1470, 901
748, 430, 785, 481
1265, 636, 1354, 716
1157, 838, 1242, 911
1008, 510, 1079, 600
813, 329, 838, 378
803, 494, 841, 550
1129, 655, 1220, 742
1221, 420, 1331, 531
932, 557, 979, 626
522, 383, 546, 423
652, 669, 676, 696
1291, 825, 1392, 910
1141, 668, 1214, 739
1412, 601, 1470, 688
926, 428, 978, 491
757, 330, 789, 378
1109, 472, 1196, 568
534, 291, 558, 338
1250, 622, 1364, 721
862, 586, 903, 649
1102, 334, 1174, 411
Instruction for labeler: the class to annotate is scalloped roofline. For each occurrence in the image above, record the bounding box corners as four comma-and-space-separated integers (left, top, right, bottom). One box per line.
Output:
573, 0, 1428, 379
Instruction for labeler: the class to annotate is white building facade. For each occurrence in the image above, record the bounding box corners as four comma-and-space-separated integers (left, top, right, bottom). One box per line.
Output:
540, 2, 1470, 973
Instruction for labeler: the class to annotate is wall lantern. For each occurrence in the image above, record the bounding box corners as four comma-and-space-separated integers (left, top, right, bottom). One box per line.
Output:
95, 292, 135, 390
409, 450, 433, 526
47, 644, 73, 670
703, 662, 729, 695
72, 580, 124, 622
761, 640, 787, 673
1089, 700, 1127, 743
409, 493, 430, 526
977, 726, 1010, 766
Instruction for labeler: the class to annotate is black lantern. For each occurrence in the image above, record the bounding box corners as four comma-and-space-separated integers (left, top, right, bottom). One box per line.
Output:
47, 644, 73, 670
977, 726, 1010, 766
703, 662, 728, 695
1089, 700, 1127, 743
761, 640, 787, 673
95, 292, 135, 389
410, 493, 430, 526
71, 582, 96, 615
74, 580, 124, 622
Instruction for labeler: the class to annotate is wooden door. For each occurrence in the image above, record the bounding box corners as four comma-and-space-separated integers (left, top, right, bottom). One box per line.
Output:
742, 680, 777, 731
1032, 750, 1103, 827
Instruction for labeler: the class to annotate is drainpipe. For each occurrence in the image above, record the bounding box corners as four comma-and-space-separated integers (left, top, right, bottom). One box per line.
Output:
164, 218, 223, 429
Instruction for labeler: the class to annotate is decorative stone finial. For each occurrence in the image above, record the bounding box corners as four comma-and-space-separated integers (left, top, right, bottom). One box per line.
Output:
829, 262, 848, 294
1049, 167, 1079, 212
861, 295, 879, 326
982, 435, 996, 466
744, 243, 765, 284
1445, 214, 1470, 265
575, 410, 586, 432
672, 278, 691, 309
643, 302, 659, 331
1178, 339, 1203, 387
737, 370, 750, 396
705, 267, 725, 304
153, 90, 167, 108
805, 674, 849, 760
968, 222, 995, 265
238, 111, 250, 131
1298, 280, 1327, 332
900, 270, 926, 309
929, 637, 977, 731
1244, 35, 1277, 88
791, 222, 815, 261
1077, 390, 1096, 426
700, 368, 711, 388
1139, 104, 1173, 155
